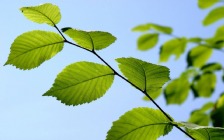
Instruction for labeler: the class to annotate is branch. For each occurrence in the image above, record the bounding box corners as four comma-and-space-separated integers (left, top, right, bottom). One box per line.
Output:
54, 25, 195, 140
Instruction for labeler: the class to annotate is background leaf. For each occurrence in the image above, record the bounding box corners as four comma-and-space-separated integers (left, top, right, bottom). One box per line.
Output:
43, 62, 114, 106
20, 3, 61, 26
5, 30, 64, 70
201, 63, 222, 72
198, 0, 219, 9
116, 57, 170, 95
187, 46, 213, 68
106, 108, 173, 140
62, 28, 116, 51
211, 93, 224, 127
159, 38, 187, 62
203, 6, 224, 26
132, 23, 172, 34
137, 33, 159, 51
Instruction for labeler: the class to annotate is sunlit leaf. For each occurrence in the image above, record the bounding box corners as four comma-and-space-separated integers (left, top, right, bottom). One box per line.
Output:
175, 122, 224, 140
203, 6, 224, 26
116, 57, 170, 96
180, 68, 198, 79
187, 46, 213, 68
20, 3, 61, 26
201, 63, 222, 72
188, 37, 203, 43
62, 27, 116, 51
43, 62, 114, 106
164, 77, 190, 104
198, 0, 219, 9
142, 89, 162, 101
132, 23, 172, 34
137, 33, 159, 51
159, 38, 187, 62
106, 108, 173, 140
191, 73, 216, 98
211, 93, 224, 127
206, 26, 224, 48
5, 30, 64, 70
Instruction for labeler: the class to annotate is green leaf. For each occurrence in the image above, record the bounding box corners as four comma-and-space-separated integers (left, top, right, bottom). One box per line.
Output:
20, 3, 61, 26
180, 68, 198, 79
188, 111, 210, 126
164, 77, 190, 104
62, 28, 116, 51
43, 62, 114, 106
200, 102, 215, 112
206, 26, 224, 48
211, 93, 224, 127
132, 23, 172, 34
188, 37, 203, 43
5, 30, 64, 70
203, 6, 224, 26
175, 122, 224, 140
201, 63, 222, 72
159, 38, 187, 62
137, 33, 159, 51
116, 57, 170, 95
106, 108, 173, 140
192, 73, 216, 98
187, 46, 213, 68
142, 89, 162, 101
198, 0, 219, 9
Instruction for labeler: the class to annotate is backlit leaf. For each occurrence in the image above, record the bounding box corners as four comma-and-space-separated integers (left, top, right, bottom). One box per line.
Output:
164, 77, 190, 104
20, 3, 61, 26
206, 26, 224, 48
192, 73, 216, 98
201, 63, 222, 72
62, 28, 116, 51
132, 23, 172, 34
203, 6, 224, 26
116, 57, 170, 96
142, 89, 162, 101
137, 33, 159, 51
198, 0, 219, 9
187, 46, 213, 68
43, 62, 114, 106
211, 93, 224, 127
188, 37, 203, 43
106, 108, 173, 140
159, 38, 187, 62
175, 122, 224, 140
5, 30, 64, 70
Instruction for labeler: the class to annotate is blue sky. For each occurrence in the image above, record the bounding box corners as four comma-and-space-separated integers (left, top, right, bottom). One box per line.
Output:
1, 0, 223, 140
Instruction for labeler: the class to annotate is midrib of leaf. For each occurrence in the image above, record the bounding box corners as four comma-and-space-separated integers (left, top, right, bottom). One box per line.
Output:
205, 128, 211, 140
116, 122, 171, 140
47, 73, 114, 93
7, 41, 64, 62
88, 33, 94, 50
24, 7, 55, 25
136, 60, 147, 91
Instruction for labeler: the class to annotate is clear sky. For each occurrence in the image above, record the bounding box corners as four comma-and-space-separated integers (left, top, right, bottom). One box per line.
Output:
1, 0, 223, 140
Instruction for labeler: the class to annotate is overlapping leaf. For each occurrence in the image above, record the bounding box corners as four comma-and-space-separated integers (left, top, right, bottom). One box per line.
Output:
198, 0, 219, 9
187, 46, 213, 68
201, 63, 222, 72
159, 38, 187, 62
137, 33, 159, 51
132, 23, 172, 34
211, 93, 224, 127
116, 57, 170, 96
203, 6, 224, 26
175, 122, 224, 140
106, 108, 173, 140
62, 27, 116, 51
43, 61, 114, 106
5, 30, 64, 70
205, 26, 224, 48
20, 3, 61, 26
192, 73, 216, 97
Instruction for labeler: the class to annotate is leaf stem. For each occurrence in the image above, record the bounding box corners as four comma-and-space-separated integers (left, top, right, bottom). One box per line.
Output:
55, 25, 195, 140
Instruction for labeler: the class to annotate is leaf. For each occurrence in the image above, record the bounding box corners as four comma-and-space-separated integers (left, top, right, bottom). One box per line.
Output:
175, 122, 224, 140
106, 108, 173, 140
137, 33, 159, 51
164, 77, 190, 104
211, 93, 224, 127
191, 73, 216, 98
62, 28, 116, 51
142, 89, 162, 101
187, 46, 213, 68
180, 68, 198, 79
5, 30, 64, 70
188, 37, 203, 43
203, 6, 224, 26
132, 23, 172, 34
206, 26, 224, 48
159, 38, 187, 62
201, 63, 222, 72
198, 0, 219, 9
20, 3, 61, 26
43, 62, 114, 106
116, 57, 170, 95
200, 102, 215, 112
